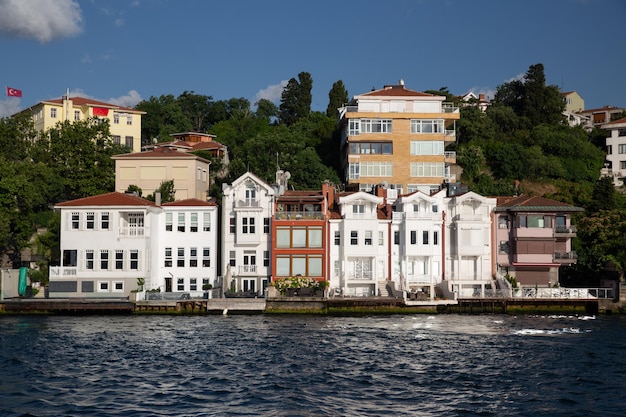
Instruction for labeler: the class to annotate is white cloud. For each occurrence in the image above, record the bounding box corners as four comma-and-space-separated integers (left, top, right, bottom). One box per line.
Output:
254, 80, 288, 106
108, 90, 143, 108
506, 73, 525, 83
81, 53, 92, 64
0, 0, 83, 43
0, 97, 23, 117
466, 86, 497, 101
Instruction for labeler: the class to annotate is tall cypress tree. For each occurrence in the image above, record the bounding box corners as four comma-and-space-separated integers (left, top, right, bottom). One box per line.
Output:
279, 71, 313, 126
326, 80, 348, 118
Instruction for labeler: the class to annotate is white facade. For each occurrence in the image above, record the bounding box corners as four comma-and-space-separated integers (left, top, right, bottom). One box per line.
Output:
51, 193, 160, 298
444, 191, 497, 297
50, 193, 219, 299
391, 190, 446, 300
602, 117, 626, 186
221, 172, 275, 295
153, 200, 219, 297
329, 191, 389, 297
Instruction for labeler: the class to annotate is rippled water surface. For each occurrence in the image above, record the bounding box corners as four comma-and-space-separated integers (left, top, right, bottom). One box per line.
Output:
1, 313, 625, 416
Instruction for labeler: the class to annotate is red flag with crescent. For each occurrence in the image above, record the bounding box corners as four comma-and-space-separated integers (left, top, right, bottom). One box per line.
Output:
92, 107, 109, 116
6, 87, 22, 97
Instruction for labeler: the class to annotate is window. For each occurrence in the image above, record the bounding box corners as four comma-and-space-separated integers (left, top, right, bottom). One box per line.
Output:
177, 213, 185, 232
165, 248, 172, 267
203, 213, 211, 231
433, 231, 439, 245
74, 110, 80, 121
423, 231, 429, 245
166, 212, 173, 231
177, 278, 184, 291
348, 119, 360, 135
115, 250, 124, 270
229, 217, 236, 234
334, 231, 341, 245
349, 142, 393, 155
498, 216, 509, 229
229, 251, 236, 267
190, 247, 198, 267
86, 212, 95, 229
113, 113, 120, 124
113, 282, 124, 292
379, 231, 384, 245
348, 162, 360, 180
50, 108, 57, 118
63, 249, 78, 267
619, 144, 626, 154
410, 162, 445, 178
190, 213, 198, 232
264, 217, 270, 233
359, 162, 393, 177
85, 250, 94, 270
365, 231, 372, 245
127, 213, 144, 236
432, 205, 438, 213
177, 248, 185, 267
101, 212, 109, 230
113, 135, 121, 145
190, 278, 197, 291
100, 250, 109, 270
499, 241, 509, 254
264, 250, 270, 267
126, 115, 132, 125
410, 119, 444, 134
353, 204, 365, 214
351, 231, 358, 245
98, 281, 109, 292
125, 136, 134, 149
621, 161, 626, 170
202, 278, 210, 290
394, 231, 400, 245
202, 248, 210, 267
360, 119, 392, 133
130, 250, 139, 270
411, 231, 417, 245
71, 212, 79, 229
410, 141, 444, 155
243, 251, 256, 272
242, 217, 255, 234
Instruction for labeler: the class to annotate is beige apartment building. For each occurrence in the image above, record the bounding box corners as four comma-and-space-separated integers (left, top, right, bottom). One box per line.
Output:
112, 147, 210, 201
22, 95, 144, 153
337, 81, 460, 195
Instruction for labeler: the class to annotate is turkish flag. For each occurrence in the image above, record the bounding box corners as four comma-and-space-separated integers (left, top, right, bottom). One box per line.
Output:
6, 87, 22, 97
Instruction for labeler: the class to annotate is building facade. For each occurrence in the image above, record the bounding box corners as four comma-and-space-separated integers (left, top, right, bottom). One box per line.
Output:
22, 96, 144, 153
337, 81, 460, 195
601, 117, 626, 186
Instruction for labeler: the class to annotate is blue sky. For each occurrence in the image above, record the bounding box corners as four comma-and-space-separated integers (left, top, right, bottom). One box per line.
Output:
1, 0, 624, 117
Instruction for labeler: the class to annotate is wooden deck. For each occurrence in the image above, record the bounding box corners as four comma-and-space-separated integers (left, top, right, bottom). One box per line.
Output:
1, 298, 134, 313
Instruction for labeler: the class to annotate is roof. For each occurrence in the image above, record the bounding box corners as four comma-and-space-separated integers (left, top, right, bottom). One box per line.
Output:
358, 83, 436, 98
56, 192, 156, 207
40, 96, 144, 114
112, 147, 208, 161
161, 198, 216, 207
602, 117, 626, 126
494, 195, 583, 212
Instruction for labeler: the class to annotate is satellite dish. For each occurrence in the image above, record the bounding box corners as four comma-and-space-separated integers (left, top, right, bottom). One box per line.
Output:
284, 171, 291, 180
381, 180, 389, 189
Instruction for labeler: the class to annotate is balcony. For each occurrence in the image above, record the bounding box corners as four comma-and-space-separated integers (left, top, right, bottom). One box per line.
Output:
237, 265, 258, 276
444, 151, 456, 163
275, 211, 324, 221
554, 251, 577, 263
554, 225, 577, 237
235, 199, 261, 209
442, 103, 459, 113
49, 266, 77, 278
119, 227, 146, 237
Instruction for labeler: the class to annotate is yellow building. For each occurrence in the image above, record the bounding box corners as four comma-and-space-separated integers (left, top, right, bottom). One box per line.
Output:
23, 95, 145, 153
112, 147, 211, 201
338, 81, 460, 194
562, 91, 584, 113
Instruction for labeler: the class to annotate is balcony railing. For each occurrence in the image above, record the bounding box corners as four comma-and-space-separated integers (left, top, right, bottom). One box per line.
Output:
235, 199, 261, 208
275, 212, 324, 221
49, 266, 77, 278
238, 265, 257, 275
554, 251, 577, 262
119, 227, 146, 237
555, 225, 577, 235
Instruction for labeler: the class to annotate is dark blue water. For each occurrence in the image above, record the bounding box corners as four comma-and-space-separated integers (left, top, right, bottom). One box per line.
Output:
1, 313, 625, 416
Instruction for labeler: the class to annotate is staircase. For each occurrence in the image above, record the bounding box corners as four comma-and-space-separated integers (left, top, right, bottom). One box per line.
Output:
378, 280, 392, 297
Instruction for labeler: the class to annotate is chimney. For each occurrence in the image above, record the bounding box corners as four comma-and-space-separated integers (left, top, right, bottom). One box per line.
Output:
479, 94, 485, 101
155, 191, 161, 206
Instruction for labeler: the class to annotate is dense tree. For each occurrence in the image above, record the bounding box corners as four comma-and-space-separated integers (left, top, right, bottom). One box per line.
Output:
255, 98, 278, 121
177, 91, 214, 132
326, 80, 348, 118
135, 95, 191, 144
279, 71, 313, 126
146, 179, 176, 203
457, 106, 495, 145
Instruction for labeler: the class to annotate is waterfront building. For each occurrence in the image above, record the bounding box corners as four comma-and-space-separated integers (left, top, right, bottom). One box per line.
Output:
443, 191, 497, 297
20, 95, 144, 153
154, 199, 219, 296
221, 171, 276, 295
493, 195, 583, 287
50, 192, 159, 298
337, 80, 460, 195
50, 192, 218, 298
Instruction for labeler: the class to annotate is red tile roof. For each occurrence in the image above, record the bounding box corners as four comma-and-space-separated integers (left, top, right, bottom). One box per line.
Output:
495, 195, 583, 212
603, 117, 626, 125
56, 192, 157, 207
112, 147, 200, 159
42, 96, 144, 113
359, 84, 435, 98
